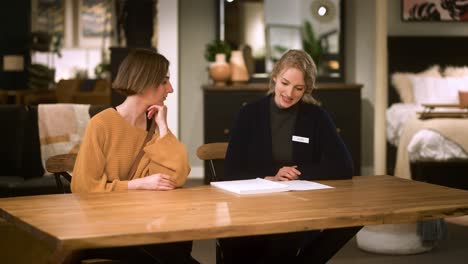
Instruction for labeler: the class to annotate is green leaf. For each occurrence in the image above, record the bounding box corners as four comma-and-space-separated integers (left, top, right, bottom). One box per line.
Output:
204, 40, 232, 62
302, 20, 322, 65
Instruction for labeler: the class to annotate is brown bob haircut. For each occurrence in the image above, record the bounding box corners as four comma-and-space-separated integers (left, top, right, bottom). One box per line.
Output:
268, 49, 318, 104
112, 49, 169, 95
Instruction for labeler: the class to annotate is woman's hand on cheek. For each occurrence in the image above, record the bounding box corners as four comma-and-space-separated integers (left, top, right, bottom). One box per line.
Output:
147, 105, 168, 137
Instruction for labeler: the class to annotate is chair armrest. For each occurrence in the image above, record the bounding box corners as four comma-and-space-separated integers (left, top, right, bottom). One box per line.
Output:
46, 154, 77, 173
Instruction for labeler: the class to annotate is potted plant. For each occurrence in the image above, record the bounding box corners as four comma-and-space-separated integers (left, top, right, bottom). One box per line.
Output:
204, 40, 232, 62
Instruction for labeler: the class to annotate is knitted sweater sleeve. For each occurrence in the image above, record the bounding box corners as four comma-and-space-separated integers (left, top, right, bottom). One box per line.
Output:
71, 119, 128, 193
143, 131, 191, 187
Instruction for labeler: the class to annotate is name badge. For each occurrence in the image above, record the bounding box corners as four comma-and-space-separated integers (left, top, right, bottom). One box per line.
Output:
292, 135, 309, 144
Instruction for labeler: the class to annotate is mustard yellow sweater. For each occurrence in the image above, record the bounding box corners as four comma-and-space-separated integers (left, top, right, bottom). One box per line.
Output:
71, 108, 190, 193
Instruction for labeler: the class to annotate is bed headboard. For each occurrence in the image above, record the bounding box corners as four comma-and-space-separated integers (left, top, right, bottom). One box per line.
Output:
387, 36, 468, 106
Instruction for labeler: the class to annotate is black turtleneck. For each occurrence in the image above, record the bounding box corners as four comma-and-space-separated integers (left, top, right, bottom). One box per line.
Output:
269, 96, 299, 166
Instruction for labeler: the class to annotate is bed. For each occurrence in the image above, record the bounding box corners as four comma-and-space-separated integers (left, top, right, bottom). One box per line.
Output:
387, 36, 468, 190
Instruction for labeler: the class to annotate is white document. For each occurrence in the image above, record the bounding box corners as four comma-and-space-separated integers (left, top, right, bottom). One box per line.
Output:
211, 178, 289, 195
210, 178, 333, 195
280, 180, 334, 191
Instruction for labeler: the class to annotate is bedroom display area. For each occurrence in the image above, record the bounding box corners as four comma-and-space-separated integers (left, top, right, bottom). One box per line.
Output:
387, 36, 468, 190
357, 35, 468, 256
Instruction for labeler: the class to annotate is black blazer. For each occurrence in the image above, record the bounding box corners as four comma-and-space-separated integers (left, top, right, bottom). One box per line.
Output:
225, 95, 354, 181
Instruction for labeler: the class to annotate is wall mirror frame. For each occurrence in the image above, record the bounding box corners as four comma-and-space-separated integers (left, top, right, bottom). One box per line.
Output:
217, 0, 345, 82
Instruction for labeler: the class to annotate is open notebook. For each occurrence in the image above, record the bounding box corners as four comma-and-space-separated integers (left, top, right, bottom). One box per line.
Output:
210, 178, 333, 195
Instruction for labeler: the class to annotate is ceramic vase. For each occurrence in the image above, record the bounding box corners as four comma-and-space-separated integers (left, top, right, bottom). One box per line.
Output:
229, 50, 249, 83
459, 90, 468, 107
209, 54, 231, 86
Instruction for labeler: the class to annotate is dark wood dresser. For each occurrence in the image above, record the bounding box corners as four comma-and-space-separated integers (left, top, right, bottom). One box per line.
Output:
203, 83, 362, 182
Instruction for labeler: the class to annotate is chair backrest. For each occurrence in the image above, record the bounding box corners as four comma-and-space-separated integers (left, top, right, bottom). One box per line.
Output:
45, 153, 77, 193
46, 153, 76, 173
196, 142, 228, 181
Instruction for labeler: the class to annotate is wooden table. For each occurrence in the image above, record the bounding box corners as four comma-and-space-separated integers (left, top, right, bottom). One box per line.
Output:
1, 176, 468, 263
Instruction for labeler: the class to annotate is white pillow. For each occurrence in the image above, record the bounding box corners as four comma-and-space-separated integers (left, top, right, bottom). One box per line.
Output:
444, 66, 468, 77
409, 76, 468, 104
391, 65, 441, 104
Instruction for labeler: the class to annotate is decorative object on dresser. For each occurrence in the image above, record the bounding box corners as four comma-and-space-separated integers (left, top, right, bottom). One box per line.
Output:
202, 83, 362, 183
204, 40, 232, 85
460, 90, 468, 107
209, 54, 231, 86
229, 50, 249, 83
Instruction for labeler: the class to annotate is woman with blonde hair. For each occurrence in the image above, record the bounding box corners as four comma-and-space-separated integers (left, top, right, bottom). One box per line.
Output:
72, 49, 197, 263
221, 49, 360, 263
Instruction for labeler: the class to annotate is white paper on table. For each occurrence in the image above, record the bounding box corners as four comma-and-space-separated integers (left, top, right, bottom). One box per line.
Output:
280, 180, 334, 191
210, 178, 289, 194
210, 178, 333, 195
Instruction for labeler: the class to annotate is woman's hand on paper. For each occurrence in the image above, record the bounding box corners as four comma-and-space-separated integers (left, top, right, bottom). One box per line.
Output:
128, 173, 176, 190
266, 166, 301, 181
147, 104, 168, 137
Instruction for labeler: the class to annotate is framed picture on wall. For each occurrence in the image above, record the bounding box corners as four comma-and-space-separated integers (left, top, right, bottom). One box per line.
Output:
402, 0, 468, 21
77, 0, 113, 47
80, 0, 112, 37
34, 0, 65, 36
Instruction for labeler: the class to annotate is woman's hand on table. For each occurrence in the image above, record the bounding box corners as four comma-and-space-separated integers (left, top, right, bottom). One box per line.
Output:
128, 173, 176, 190
265, 166, 301, 181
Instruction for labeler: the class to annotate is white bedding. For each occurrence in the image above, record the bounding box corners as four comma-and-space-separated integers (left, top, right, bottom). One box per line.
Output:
386, 103, 468, 161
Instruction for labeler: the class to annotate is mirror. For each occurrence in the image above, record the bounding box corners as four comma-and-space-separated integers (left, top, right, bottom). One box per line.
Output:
218, 0, 344, 82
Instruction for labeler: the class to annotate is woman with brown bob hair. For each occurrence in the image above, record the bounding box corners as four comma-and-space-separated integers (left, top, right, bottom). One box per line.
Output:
72, 49, 197, 263
221, 49, 359, 263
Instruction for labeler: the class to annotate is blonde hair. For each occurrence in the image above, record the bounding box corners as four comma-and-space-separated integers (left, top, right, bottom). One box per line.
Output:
268, 49, 318, 104
112, 49, 169, 95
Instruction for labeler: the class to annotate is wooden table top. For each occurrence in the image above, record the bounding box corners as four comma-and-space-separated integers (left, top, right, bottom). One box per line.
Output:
2, 175, 468, 262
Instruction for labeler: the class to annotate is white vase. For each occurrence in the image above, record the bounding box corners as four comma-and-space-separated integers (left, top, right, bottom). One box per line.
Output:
209, 54, 231, 86
229, 50, 249, 83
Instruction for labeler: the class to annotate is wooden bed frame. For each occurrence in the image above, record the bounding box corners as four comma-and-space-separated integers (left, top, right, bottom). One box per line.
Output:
387, 36, 468, 190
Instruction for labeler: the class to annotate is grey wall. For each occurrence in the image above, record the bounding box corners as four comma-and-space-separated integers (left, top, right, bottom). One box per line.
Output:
180, 0, 216, 178
345, 0, 376, 175
388, 0, 468, 36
